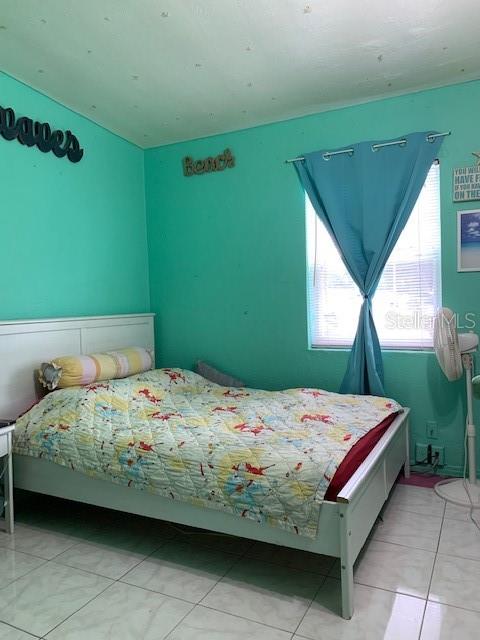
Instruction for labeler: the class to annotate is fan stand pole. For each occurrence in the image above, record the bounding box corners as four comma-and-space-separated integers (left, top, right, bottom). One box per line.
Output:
435, 352, 480, 508
464, 353, 477, 486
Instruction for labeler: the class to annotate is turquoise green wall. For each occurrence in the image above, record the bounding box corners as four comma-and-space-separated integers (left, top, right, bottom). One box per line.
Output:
0, 72, 149, 319
145, 79, 480, 477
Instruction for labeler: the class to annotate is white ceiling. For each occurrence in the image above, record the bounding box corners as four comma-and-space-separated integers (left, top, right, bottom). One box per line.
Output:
1, 0, 479, 148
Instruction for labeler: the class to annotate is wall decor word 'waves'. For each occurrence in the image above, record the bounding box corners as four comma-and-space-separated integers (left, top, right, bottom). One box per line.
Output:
0, 104, 84, 163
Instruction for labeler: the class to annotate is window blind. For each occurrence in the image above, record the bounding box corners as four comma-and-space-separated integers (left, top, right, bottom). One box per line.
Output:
306, 163, 441, 349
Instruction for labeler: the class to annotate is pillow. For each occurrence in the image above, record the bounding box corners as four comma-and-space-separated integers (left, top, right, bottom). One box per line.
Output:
38, 347, 154, 390
195, 360, 244, 387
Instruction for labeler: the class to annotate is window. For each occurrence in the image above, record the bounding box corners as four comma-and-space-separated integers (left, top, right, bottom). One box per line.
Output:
306, 163, 441, 349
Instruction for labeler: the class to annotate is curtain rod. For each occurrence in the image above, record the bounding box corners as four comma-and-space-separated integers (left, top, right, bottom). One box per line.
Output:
285, 131, 451, 163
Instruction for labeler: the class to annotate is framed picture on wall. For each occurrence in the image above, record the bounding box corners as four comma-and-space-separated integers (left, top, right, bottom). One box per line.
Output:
458, 209, 480, 272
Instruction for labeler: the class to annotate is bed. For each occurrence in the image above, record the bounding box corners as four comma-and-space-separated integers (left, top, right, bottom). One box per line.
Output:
0, 313, 410, 620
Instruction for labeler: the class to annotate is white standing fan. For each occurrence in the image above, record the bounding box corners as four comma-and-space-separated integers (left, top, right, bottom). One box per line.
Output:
433, 307, 480, 509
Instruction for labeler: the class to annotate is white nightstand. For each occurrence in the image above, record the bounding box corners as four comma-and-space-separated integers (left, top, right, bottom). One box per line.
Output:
0, 423, 14, 534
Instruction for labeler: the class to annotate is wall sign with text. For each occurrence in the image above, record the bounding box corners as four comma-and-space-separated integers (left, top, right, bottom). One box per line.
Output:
0, 104, 84, 163
183, 148, 234, 176
453, 165, 480, 202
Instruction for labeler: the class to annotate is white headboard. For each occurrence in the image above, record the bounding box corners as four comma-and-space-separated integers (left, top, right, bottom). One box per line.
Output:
0, 313, 155, 420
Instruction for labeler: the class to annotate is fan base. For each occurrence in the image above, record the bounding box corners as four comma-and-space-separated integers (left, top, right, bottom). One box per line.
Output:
434, 478, 480, 509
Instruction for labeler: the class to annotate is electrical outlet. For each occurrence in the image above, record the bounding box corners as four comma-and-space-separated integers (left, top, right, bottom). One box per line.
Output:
426, 421, 438, 439
431, 446, 445, 466
415, 443, 429, 463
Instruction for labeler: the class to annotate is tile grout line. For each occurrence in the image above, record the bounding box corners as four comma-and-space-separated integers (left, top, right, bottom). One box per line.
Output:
291, 573, 328, 637
189, 541, 327, 636
243, 545, 337, 577
0, 539, 78, 564
40, 579, 115, 638
195, 601, 304, 636
359, 535, 438, 554
40, 532, 176, 638
0, 541, 63, 563
430, 548, 480, 563
2, 529, 179, 638
0, 619, 42, 638
0, 555, 50, 594
162, 605, 195, 640
0, 524, 164, 597
196, 543, 252, 606
384, 486, 442, 640
164, 542, 255, 638
51, 528, 175, 581
114, 580, 201, 607
117, 547, 248, 606
417, 495, 447, 639
42, 536, 190, 638
420, 598, 480, 617
387, 504, 445, 518
326, 573, 433, 603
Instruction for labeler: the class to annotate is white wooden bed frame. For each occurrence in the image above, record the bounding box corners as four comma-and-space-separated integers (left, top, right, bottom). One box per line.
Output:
0, 314, 410, 620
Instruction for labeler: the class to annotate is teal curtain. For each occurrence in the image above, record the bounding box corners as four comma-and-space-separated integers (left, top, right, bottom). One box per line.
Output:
295, 132, 444, 396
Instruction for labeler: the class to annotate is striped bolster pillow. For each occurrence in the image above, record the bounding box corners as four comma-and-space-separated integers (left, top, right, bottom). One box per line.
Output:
45, 347, 154, 389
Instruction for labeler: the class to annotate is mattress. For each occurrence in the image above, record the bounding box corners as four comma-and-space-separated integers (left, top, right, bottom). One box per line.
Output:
13, 368, 401, 538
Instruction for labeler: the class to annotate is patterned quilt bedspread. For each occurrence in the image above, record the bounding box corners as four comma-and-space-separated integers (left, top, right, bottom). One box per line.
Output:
13, 368, 401, 538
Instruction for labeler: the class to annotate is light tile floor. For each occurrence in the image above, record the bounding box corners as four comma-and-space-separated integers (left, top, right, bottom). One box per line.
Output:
0, 484, 478, 639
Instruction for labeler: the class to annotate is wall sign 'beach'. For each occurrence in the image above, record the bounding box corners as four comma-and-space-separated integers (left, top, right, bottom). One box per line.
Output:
453, 165, 480, 202
183, 148, 235, 176
0, 104, 84, 163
